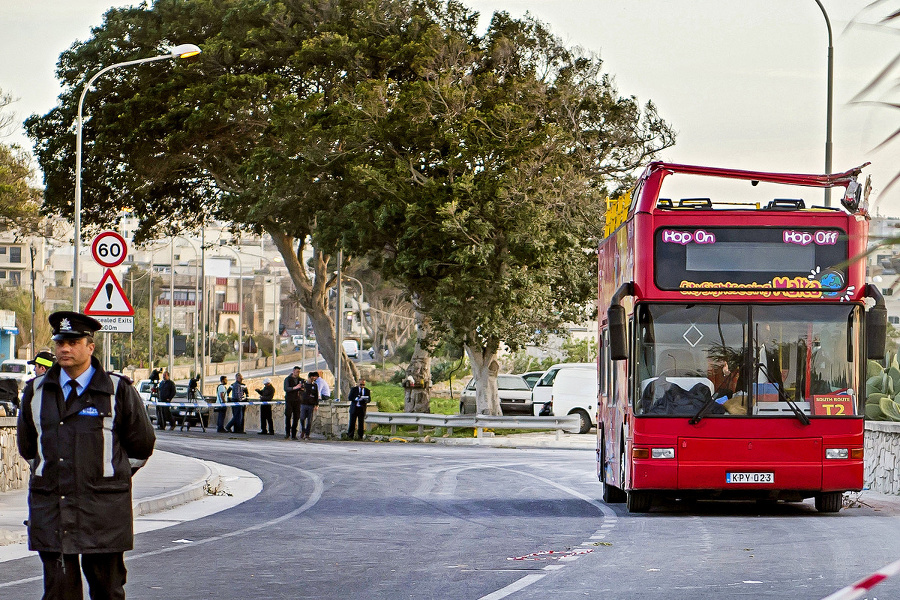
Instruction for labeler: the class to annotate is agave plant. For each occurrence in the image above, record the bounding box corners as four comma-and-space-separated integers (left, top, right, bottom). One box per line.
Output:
865, 352, 900, 421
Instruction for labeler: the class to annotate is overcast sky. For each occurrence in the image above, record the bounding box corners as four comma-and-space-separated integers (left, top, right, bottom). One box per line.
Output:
2, 1, 898, 213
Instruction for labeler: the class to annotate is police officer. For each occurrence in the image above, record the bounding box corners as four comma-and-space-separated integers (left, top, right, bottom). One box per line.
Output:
17, 311, 156, 599
28, 350, 56, 378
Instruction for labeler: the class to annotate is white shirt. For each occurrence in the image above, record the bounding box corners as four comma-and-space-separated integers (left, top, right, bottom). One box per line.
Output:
316, 378, 330, 398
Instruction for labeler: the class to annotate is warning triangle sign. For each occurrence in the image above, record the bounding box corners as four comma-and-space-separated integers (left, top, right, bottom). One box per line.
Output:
84, 269, 135, 316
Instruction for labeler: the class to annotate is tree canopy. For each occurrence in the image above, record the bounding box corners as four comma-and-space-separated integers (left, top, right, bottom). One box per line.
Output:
0, 90, 42, 233
324, 9, 674, 411
25, 0, 674, 408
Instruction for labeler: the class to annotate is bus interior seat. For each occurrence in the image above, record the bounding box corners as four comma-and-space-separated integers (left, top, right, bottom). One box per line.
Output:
640, 376, 715, 414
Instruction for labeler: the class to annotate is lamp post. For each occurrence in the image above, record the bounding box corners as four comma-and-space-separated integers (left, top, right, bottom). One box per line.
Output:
813, 0, 833, 206
167, 236, 200, 377
341, 274, 366, 348
217, 245, 243, 373
73, 43, 201, 309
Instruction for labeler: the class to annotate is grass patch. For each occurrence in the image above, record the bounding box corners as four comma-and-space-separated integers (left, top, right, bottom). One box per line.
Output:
370, 383, 459, 415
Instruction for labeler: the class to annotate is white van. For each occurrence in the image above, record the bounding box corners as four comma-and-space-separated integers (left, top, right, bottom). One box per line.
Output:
531, 362, 595, 413
549, 367, 598, 434
342, 339, 360, 358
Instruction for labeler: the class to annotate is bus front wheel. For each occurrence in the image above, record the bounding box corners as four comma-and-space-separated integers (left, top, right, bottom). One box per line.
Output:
626, 490, 653, 513
814, 492, 843, 513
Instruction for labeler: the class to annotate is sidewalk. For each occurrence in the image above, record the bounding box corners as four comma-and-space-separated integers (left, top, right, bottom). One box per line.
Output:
431, 430, 597, 450
0, 450, 217, 549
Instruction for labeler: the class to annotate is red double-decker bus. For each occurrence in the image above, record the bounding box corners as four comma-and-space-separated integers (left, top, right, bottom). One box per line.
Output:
597, 162, 886, 513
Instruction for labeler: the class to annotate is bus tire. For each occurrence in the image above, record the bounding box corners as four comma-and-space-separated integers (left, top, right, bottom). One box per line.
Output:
571, 409, 592, 434
626, 490, 653, 513
814, 492, 843, 513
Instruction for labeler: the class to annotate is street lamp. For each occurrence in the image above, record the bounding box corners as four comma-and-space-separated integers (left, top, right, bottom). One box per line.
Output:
167, 236, 200, 377
73, 43, 201, 309
217, 245, 244, 373
813, 0, 833, 206
339, 274, 366, 348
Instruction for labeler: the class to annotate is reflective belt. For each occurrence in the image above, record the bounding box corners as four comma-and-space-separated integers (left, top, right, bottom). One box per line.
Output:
32, 375, 46, 476
102, 376, 120, 477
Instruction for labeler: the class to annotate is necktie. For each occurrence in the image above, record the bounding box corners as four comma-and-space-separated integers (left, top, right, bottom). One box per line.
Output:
66, 380, 78, 404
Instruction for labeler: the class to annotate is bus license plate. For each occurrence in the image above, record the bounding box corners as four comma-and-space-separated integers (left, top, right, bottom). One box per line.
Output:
726, 472, 774, 484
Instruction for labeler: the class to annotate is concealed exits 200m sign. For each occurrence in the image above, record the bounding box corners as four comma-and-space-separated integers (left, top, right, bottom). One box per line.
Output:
91, 231, 127, 268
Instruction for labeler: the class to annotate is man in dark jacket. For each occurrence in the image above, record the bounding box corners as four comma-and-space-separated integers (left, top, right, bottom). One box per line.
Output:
256, 378, 276, 435
17, 311, 155, 599
283, 366, 304, 440
157, 370, 177, 431
298, 372, 320, 440
347, 378, 372, 440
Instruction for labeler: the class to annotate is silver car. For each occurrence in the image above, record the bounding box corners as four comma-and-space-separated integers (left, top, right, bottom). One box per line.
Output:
460, 374, 533, 415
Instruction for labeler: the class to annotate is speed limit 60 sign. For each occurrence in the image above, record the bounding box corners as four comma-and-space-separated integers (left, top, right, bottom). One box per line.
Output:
91, 231, 127, 268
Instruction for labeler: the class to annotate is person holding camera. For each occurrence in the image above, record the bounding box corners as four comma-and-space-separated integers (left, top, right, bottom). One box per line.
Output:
298, 372, 320, 440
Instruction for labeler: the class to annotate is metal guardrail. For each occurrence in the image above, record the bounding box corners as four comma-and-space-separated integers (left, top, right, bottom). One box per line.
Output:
365, 412, 581, 435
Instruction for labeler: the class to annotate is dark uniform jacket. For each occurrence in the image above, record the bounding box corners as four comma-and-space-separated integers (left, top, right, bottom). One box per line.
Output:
301, 381, 319, 406
283, 374, 303, 403
158, 378, 176, 403
257, 383, 275, 403
16, 357, 156, 554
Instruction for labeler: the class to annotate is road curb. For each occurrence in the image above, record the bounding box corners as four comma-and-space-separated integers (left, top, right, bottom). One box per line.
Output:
133, 460, 220, 517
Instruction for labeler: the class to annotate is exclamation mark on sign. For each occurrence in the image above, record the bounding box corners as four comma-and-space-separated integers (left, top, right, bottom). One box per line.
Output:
105, 283, 113, 309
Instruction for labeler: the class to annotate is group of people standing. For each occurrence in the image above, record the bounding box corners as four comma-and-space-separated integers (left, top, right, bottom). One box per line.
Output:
185, 366, 370, 440
149, 369, 203, 431
283, 367, 327, 439
215, 373, 249, 433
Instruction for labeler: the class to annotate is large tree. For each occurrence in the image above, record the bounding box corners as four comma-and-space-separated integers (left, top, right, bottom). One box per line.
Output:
328, 9, 675, 413
25, 0, 455, 399
0, 89, 42, 233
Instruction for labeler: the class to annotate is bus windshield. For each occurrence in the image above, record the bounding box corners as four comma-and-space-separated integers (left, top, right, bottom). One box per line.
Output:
634, 304, 860, 418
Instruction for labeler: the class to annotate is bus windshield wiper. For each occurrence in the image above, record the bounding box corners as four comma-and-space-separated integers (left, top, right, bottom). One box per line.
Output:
758, 363, 810, 426
689, 393, 725, 425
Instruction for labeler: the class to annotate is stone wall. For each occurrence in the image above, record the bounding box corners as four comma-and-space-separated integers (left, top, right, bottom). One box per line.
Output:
0, 418, 29, 492
864, 422, 900, 494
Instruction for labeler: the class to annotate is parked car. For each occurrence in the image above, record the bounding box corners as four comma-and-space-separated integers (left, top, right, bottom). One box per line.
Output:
135, 379, 209, 428
518, 371, 545, 389
0, 359, 35, 393
460, 374, 534, 415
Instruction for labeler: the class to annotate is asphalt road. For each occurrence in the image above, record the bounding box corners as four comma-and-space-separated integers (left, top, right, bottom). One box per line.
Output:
3, 435, 900, 599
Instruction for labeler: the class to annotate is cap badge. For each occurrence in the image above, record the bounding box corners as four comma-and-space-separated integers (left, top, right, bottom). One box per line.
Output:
60, 318, 72, 331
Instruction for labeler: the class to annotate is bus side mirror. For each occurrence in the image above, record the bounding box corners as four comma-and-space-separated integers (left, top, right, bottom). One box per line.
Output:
866, 284, 887, 359
608, 305, 628, 360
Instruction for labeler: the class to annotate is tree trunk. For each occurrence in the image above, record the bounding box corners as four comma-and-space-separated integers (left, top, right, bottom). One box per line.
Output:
268, 230, 358, 400
403, 308, 431, 413
466, 339, 501, 416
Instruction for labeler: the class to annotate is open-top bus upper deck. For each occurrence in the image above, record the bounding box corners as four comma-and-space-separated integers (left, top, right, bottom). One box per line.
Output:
599, 162, 872, 309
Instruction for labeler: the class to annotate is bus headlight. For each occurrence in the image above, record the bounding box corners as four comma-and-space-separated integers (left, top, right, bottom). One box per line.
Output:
825, 448, 848, 459
651, 448, 675, 459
